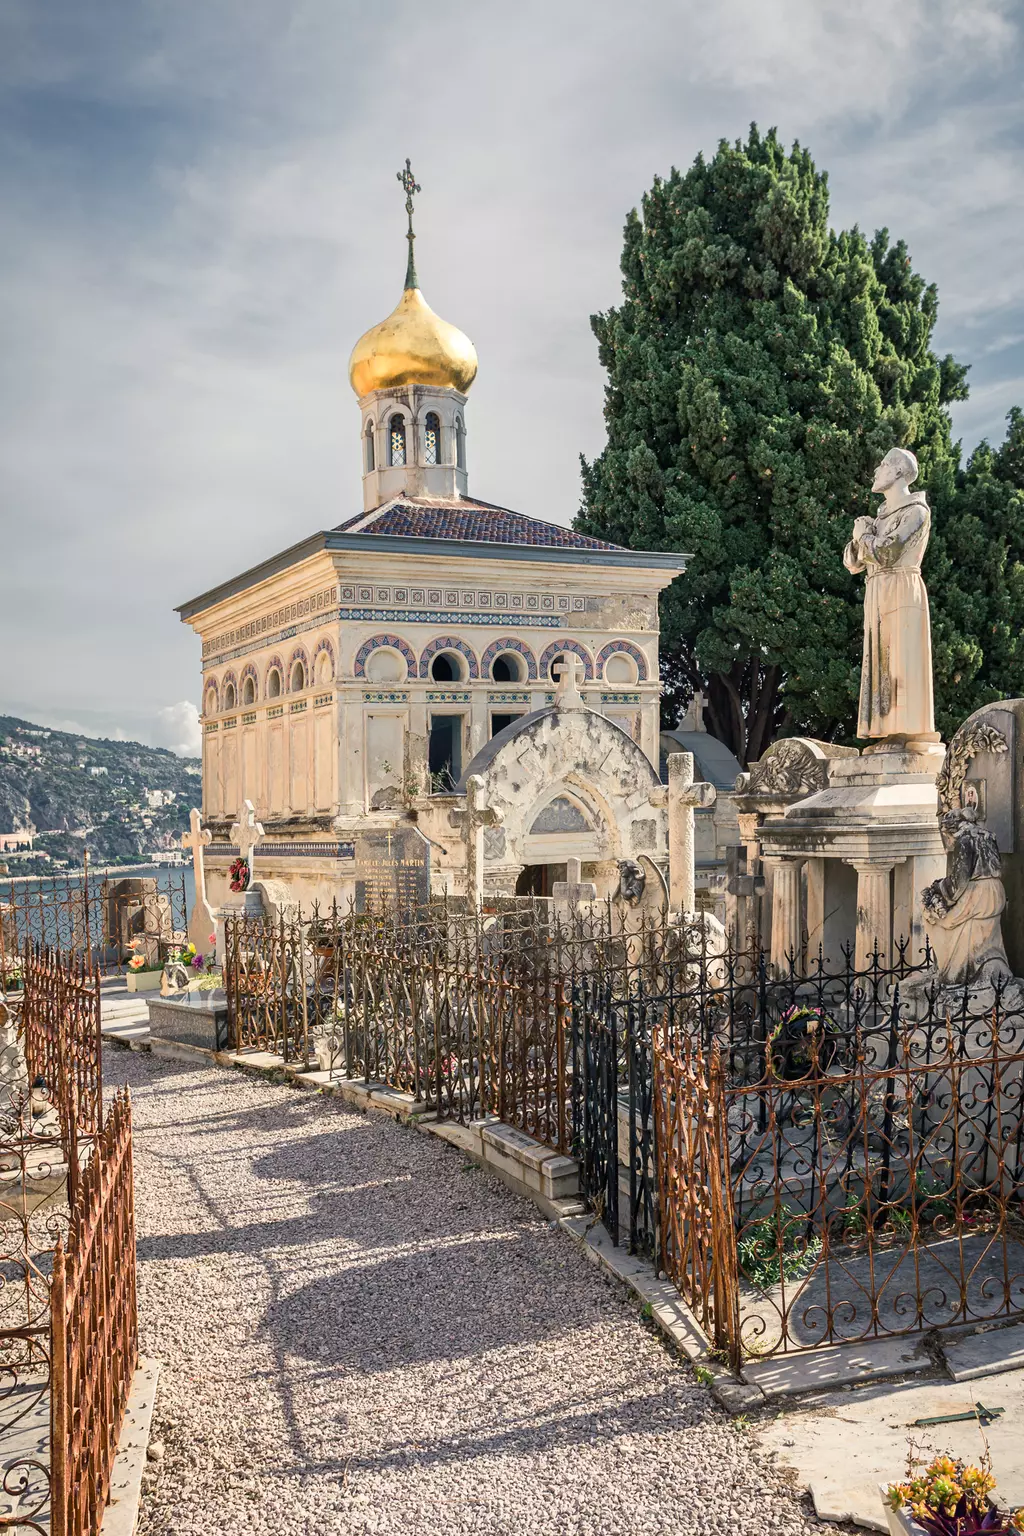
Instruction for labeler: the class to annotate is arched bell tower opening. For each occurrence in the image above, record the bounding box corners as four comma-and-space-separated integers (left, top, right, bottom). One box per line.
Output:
349, 158, 478, 512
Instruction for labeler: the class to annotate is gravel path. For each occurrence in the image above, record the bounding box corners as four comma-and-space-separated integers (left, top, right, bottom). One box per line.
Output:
123, 1047, 820, 1536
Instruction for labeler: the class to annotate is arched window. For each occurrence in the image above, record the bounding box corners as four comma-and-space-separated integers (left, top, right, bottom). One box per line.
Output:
242, 676, 256, 705
267, 668, 282, 699
389, 414, 406, 467
290, 660, 306, 693
491, 652, 523, 683
424, 412, 440, 466
455, 415, 465, 470
224, 682, 236, 711
364, 420, 375, 472
430, 651, 461, 683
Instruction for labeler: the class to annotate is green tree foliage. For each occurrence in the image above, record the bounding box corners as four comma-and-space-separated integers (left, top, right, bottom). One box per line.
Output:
578, 125, 971, 763
929, 408, 1024, 736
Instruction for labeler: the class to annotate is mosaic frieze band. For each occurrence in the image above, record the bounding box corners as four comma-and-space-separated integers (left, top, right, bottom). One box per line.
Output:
206, 841, 356, 861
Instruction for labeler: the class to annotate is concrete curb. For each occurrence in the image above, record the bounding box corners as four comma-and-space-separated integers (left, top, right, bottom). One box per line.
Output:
100, 1357, 161, 1536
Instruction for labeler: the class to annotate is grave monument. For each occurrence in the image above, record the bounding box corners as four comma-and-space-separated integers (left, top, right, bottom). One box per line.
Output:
754, 449, 947, 969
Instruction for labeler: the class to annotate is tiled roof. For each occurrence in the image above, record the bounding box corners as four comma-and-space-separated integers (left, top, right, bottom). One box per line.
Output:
334, 497, 626, 551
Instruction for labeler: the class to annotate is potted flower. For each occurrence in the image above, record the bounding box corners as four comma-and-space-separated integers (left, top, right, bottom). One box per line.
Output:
884, 1454, 1021, 1534
126, 941, 163, 993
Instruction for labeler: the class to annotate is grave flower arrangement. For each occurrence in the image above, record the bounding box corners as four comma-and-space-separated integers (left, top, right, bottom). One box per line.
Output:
127, 938, 160, 974
229, 856, 249, 893
766, 1003, 844, 1080
885, 1453, 1022, 1534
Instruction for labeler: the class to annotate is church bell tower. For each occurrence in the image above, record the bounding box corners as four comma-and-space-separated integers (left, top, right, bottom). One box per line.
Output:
348, 160, 478, 512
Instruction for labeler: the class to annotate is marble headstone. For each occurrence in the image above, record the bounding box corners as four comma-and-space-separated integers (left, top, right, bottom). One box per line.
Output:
354, 825, 431, 914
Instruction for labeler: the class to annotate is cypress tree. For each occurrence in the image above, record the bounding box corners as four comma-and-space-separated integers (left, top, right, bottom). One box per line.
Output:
578, 125, 969, 763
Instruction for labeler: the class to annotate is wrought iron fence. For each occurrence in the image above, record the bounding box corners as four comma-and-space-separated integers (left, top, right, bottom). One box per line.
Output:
1, 864, 188, 981
656, 977, 1024, 1369
21, 946, 101, 1202
51, 1089, 137, 1536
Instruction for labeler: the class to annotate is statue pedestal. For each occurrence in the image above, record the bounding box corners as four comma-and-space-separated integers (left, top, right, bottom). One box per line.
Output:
758, 747, 947, 969
214, 887, 266, 965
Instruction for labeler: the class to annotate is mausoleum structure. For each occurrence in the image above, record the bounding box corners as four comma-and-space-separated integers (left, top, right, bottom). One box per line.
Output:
175, 166, 688, 910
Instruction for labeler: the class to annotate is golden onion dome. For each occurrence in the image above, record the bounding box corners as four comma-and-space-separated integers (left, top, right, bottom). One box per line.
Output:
348, 285, 478, 399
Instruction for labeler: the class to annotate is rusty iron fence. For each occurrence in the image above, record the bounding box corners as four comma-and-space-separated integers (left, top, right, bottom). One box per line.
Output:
225, 901, 575, 1154
1, 863, 188, 981
656, 974, 1024, 1370
51, 1089, 137, 1536
21, 945, 102, 1203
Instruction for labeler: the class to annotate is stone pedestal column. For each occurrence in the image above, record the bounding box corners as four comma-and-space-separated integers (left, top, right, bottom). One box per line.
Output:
764, 856, 805, 974
667, 752, 716, 914
847, 860, 896, 969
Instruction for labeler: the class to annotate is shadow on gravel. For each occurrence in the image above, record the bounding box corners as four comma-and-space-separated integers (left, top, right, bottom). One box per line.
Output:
287, 1380, 703, 1480
262, 1233, 580, 1369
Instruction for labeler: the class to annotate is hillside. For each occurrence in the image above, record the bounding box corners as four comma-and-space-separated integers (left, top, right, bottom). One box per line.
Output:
0, 714, 201, 869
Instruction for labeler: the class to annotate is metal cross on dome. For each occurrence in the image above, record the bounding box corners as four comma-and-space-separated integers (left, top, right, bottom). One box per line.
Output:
397, 157, 421, 289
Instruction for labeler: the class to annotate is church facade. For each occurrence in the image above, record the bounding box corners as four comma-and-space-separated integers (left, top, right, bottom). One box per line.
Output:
176, 185, 687, 908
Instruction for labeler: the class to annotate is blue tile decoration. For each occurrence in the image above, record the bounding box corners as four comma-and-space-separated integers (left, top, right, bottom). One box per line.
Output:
479, 636, 538, 681
362, 691, 409, 702
597, 639, 649, 681
353, 633, 417, 680
207, 841, 356, 861
426, 691, 470, 702
538, 639, 595, 682
341, 608, 560, 630
418, 635, 480, 680
202, 582, 338, 658
601, 692, 641, 703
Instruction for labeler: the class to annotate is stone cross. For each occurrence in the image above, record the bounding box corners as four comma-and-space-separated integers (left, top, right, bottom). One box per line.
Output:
181, 807, 216, 953
230, 800, 265, 887
462, 775, 502, 905
551, 853, 597, 907
552, 653, 586, 712
667, 752, 717, 913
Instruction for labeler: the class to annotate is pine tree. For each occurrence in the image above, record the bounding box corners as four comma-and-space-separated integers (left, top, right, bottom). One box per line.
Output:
578, 125, 969, 763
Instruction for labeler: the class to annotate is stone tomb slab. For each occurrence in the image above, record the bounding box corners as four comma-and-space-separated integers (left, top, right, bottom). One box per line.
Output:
146, 995, 230, 1052
354, 825, 430, 913
943, 1322, 1024, 1382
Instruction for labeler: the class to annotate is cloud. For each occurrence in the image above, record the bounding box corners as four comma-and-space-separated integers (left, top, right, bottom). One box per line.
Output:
0, 0, 1021, 742
152, 701, 201, 758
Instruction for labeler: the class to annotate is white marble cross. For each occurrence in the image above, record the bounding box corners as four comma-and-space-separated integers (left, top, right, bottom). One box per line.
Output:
667, 752, 717, 913
462, 774, 503, 905
182, 808, 212, 905
230, 800, 265, 885
552, 653, 586, 711
181, 807, 217, 951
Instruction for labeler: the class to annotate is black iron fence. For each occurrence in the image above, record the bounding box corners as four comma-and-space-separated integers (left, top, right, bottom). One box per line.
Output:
221, 898, 1024, 1363
656, 965, 1024, 1367
1, 865, 188, 982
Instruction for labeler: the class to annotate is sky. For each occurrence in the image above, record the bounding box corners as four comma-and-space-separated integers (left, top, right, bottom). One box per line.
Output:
1, 0, 1021, 758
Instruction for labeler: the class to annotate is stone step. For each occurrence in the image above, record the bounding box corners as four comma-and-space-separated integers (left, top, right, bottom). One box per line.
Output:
943, 1322, 1024, 1382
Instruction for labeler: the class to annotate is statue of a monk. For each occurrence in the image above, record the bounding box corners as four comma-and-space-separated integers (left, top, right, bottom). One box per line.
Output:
921, 808, 1011, 988
844, 447, 938, 748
